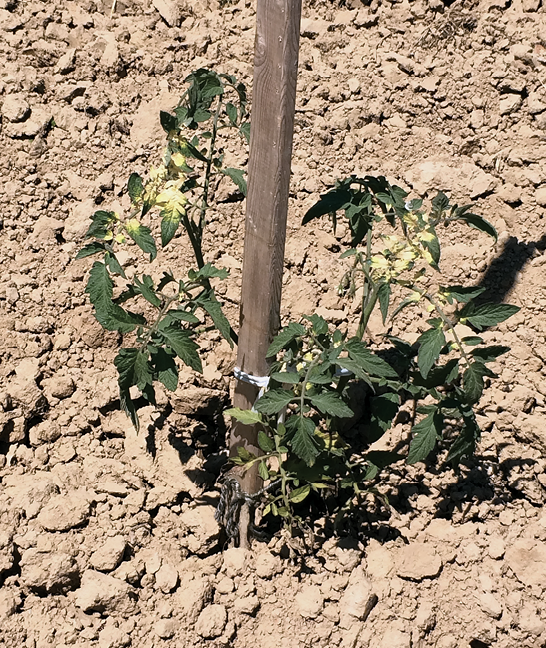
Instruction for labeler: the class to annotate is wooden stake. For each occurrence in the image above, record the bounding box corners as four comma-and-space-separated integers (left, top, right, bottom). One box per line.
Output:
231, 0, 302, 501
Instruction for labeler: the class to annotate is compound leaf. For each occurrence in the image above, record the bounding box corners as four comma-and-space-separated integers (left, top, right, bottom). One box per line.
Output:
221, 167, 247, 196
125, 220, 157, 261
199, 292, 232, 347
254, 389, 294, 416
462, 303, 520, 330
309, 391, 354, 418
290, 417, 320, 466
160, 325, 202, 372
345, 338, 398, 378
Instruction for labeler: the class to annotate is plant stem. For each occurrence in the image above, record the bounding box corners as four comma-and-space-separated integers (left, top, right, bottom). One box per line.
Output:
425, 292, 472, 368
198, 97, 223, 235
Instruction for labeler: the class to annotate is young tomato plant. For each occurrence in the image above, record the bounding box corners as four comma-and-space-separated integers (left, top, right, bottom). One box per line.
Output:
228, 176, 519, 530
77, 69, 249, 429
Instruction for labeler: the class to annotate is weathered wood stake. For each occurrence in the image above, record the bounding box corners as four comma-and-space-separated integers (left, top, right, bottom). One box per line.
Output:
230, 0, 302, 531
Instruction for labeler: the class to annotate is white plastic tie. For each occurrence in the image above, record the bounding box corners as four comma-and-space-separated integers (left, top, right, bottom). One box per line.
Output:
234, 367, 270, 389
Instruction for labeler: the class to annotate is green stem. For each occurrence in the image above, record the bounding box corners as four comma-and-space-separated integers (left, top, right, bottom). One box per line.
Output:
198, 97, 223, 235
138, 294, 178, 352
356, 283, 379, 341
424, 292, 472, 368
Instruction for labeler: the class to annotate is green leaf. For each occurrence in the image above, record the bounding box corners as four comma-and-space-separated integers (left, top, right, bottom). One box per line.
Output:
128, 173, 144, 203
266, 322, 307, 358
160, 207, 181, 247
258, 430, 275, 453
85, 210, 117, 239
105, 251, 125, 278
151, 347, 178, 391
119, 387, 139, 431
134, 275, 162, 308
463, 361, 488, 403
302, 189, 352, 225
421, 228, 440, 267
237, 446, 255, 462
189, 263, 230, 281
366, 450, 404, 470
254, 389, 294, 416
461, 336, 484, 346
181, 138, 208, 162
270, 371, 301, 385
226, 102, 237, 125
417, 327, 446, 378
456, 212, 497, 241
289, 484, 311, 503
441, 285, 486, 304
76, 241, 107, 259
125, 222, 157, 261
239, 121, 250, 143
446, 414, 480, 464
470, 345, 510, 362
160, 110, 177, 134
377, 282, 391, 323
221, 167, 247, 196
158, 310, 200, 329
224, 408, 263, 426
309, 392, 354, 418
305, 314, 329, 336
407, 410, 443, 464
258, 461, 270, 481
345, 338, 398, 378
462, 303, 520, 330
290, 417, 320, 466
160, 326, 202, 372
199, 293, 233, 347
431, 191, 450, 214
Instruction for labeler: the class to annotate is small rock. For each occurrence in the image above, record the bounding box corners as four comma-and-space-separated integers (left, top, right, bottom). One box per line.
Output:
222, 547, 246, 577
38, 492, 91, 531
7, 377, 47, 416
171, 387, 224, 416
175, 575, 213, 622
254, 550, 281, 579
0, 589, 21, 620
215, 576, 234, 594
535, 186, 546, 207
295, 585, 324, 619
42, 375, 75, 399
479, 591, 503, 619
20, 548, 79, 594
29, 421, 62, 446
499, 94, 523, 115
195, 604, 227, 639
488, 536, 505, 560
234, 595, 260, 615
505, 538, 546, 590
518, 605, 545, 635
89, 536, 127, 572
75, 570, 137, 614
396, 543, 443, 580
155, 563, 179, 593
379, 629, 412, 648
55, 48, 76, 74
339, 567, 377, 629
155, 618, 176, 639
152, 0, 181, 26
98, 623, 131, 648
2, 94, 30, 122
15, 358, 41, 381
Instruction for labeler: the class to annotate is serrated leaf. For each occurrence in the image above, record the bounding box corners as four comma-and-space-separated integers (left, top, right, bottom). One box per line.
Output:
254, 389, 294, 416
441, 285, 486, 304
463, 303, 520, 330
199, 293, 233, 347
258, 430, 275, 453
134, 275, 161, 308
305, 313, 329, 336
151, 347, 178, 391
446, 414, 480, 464
85, 210, 116, 239
125, 220, 157, 261
302, 189, 352, 225
309, 391, 354, 418
431, 191, 450, 213
289, 484, 311, 503
189, 263, 230, 281
470, 345, 510, 362
224, 408, 263, 426
115, 348, 140, 390
407, 410, 443, 464
270, 371, 301, 385
417, 327, 446, 378
377, 282, 391, 323
266, 322, 307, 358
158, 310, 200, 329
76, 241, 107, 259
456, 212, 497, 241
239, 121, 250, 143
237, 446, 255, 462
222, 167, 247, 196
181, 139, 208, 162
258, 461, 270, 481
160, 110, 177, 134
290, 417, 320, 466
226, 102, 237, 125
128, 173, 144, 203
463, 361, 487, 403
105, 251, 126, 278
345, 338, 398, 378
160, 326, 202, 372
160, 207, 181, 247
119, 387, 139, 431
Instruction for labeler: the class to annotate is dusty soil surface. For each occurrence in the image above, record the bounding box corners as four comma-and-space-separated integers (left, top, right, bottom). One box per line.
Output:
1, 0, 546, 646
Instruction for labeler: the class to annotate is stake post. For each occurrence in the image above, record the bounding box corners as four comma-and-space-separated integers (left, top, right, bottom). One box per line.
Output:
231, 0, 302, 498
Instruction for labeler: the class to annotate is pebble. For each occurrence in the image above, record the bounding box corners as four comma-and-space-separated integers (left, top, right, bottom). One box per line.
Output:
396, 543, 443, 580
154, 563, 179, 593
38, 493, 91, 532
89, 536, 127, 572
75, 570, 137, 614
1, 94, 30, 122
20, 548, 79, 594
195, 604, 227, 639
296, 585, 324, 619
